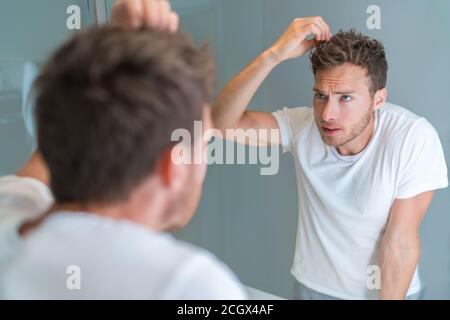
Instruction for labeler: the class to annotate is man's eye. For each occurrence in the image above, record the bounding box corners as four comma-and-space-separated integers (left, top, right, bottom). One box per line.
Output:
341, 95, 353, 102
315, 93, 327, 100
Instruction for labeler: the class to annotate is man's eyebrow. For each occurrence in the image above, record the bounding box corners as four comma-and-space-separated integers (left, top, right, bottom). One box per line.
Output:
313, 88, 324, 93
335, 90, 356, 94
313, 88, 356, 94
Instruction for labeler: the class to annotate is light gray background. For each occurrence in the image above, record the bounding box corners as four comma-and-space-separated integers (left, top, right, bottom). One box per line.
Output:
0, 0, 448, 299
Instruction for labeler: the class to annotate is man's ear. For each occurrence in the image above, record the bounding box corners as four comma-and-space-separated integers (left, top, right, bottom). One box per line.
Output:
373, 88, 387, 110
157, 144, 190, 194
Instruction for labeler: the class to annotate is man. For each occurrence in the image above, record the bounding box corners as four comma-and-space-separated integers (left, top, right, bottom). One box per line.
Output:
212, 18, 448, 299
0, 4, 246, 299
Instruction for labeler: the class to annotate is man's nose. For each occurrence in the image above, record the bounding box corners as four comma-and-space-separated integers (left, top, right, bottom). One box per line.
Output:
322, 100, 338, 122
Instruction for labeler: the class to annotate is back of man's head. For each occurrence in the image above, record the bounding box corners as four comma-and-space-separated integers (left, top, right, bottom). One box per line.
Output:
35, 26, 214, 205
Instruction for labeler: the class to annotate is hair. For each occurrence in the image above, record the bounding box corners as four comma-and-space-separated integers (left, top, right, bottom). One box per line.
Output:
34, 25, 214, 204
310, 29, 388, 95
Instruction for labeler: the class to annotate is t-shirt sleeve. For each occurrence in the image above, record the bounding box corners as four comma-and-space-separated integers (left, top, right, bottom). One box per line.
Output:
272, 106, 312, 154
0, 175, 53, 221
163, 251, 248, 300
0, 175, 53, 265
395, 119, 448, 199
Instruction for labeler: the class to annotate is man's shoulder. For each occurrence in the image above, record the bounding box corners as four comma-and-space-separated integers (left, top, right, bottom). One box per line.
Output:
0, 175, 53, 234
379, 102, 437, 137
3, 221, 244, 298
4, 215, 241, 297
44, 214, 229, 275
29, 212, 214, 265
272, 106, 314, 137
157, 241, 246, 299
112, 232, 244, 298
379, 102, 440, 151
0, 175, 53, 205
273, 106, 313, 119
379, 102, 427, 130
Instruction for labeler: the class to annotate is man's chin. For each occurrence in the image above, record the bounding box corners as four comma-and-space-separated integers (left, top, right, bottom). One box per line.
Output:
164, 217, 190, 232
321, 135, 342, 147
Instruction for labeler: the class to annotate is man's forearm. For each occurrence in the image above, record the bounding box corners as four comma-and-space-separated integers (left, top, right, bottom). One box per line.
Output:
16, 151, 49, 186
379, 233, 420, 299
212, 49, 279, 132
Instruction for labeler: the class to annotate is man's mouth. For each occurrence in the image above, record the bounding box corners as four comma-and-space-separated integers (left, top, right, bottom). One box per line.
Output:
321, 126, 342, 136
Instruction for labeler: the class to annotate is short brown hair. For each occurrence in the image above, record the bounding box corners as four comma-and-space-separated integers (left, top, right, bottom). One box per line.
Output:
310, 29, 388, 95
35, 26, 214, 204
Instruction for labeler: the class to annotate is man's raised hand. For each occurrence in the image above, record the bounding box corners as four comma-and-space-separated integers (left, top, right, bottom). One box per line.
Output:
268, 16, 332, 63
111, 0, 179, 33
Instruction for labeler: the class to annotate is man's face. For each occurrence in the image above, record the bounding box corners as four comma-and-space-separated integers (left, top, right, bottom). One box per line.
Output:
313, 63, 375, 148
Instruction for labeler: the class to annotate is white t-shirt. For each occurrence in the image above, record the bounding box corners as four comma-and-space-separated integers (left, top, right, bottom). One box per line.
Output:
272, 102, 448, 300
0, 176, 247, 299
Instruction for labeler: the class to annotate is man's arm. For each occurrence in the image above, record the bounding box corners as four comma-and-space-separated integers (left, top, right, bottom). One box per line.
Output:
379, 191, 434, 299
212, 17, 331, 146
16, 151, 49, 186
